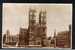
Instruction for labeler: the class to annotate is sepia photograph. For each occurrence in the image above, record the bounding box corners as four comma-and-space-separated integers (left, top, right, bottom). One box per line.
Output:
2, 3, 72, 48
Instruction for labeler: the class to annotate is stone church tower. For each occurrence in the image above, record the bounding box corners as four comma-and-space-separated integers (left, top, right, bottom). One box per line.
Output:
28, 9, 48, 47
28, 9, 37, 45
39, 10, 48, 47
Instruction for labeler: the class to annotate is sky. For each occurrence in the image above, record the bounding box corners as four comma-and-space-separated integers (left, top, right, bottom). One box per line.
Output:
2, 3, 72, 37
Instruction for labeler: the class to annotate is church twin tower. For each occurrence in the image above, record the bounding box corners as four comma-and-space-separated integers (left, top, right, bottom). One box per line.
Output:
29, 8, 46, 26
28, 9, 48, 47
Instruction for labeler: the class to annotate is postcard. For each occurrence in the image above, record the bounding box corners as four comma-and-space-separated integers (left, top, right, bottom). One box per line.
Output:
2, 3, 72, 48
